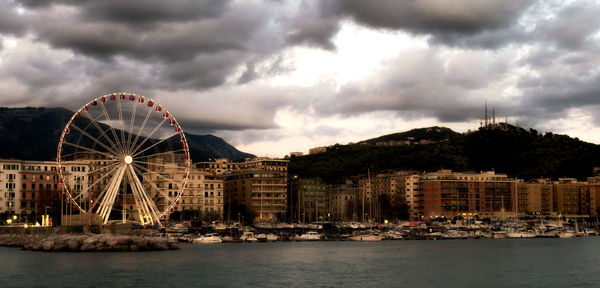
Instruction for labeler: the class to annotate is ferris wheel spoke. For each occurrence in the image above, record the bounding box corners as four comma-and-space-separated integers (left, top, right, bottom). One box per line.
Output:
131, 132, 179, 158
116, 96, 127, 153
129, 105, 154, 158
62, 161, 121, 197
125, 98, 138, 153
61, 141, 115, 158
133, 159, 187, 168
82, 110, 122, 155
75, 163, 122, 200
80, 160, 121, 176
133, 149, 186, 160
68, 123, 120, 156
133, 162, 183, 187
131, 165, 176, 204
69, 191, 87, 202
129, 116, 169, 156
99, 100, 126, 155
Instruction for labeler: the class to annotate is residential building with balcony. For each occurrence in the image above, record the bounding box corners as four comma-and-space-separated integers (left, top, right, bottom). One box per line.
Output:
418, 170, 520, 219
221, 158, 289, 222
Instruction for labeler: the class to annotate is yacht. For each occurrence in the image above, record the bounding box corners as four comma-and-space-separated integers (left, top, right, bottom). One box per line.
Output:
210, 221, 227, 232
166, 223, 189, 233
240, 231, 259, 242
558, 230, 575, 238
383, 231, 403, 240
507, 230, 536, 238
257, 233, 279, 242
193, 234, 222, 243
348, 232, 383, 242
296, 231, 323, 241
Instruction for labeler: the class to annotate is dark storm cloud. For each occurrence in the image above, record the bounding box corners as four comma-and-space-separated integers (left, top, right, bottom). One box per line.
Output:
519, 52, 600, 114
315, 48, 510, 123
9, 0, 276, 96
532, 2, 600, 49
18, 0, 228, 23
161, 52, 243, 89
330, 0, 536, 47
29, 5, 260, 61
286, 1, 341, 50
2, 0, 600, 138
0, 1, 27, 36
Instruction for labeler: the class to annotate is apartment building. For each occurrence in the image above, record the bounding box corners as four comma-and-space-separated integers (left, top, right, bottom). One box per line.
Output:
221, 158, 289, 222
329, 179, 358, 221
418, 170, 520, 219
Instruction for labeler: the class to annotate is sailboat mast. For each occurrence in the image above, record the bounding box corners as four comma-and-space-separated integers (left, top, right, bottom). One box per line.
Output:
362, 177, 365, 223
368, 169, 372, 225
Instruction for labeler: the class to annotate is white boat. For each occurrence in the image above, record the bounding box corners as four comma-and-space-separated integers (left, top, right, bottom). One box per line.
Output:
296, 231, 323, 241
507, 231, 536, 238
383, 231, 403, 240
254, 222, 273, 229
193, 233, 222, 243
240, 231, 259, 242
166, 223, 189, 233
348, 232, 382, 242
266, 233, 279, 242
257, 233, 279, 242
275, 223, 293, 229
559, 231, 575, 238
210, 221, 227, 231
585, 229, 598, 236
306, 223, 323, 230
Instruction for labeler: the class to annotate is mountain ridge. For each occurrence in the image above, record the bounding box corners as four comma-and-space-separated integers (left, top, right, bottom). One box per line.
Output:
0, 107, 253, 162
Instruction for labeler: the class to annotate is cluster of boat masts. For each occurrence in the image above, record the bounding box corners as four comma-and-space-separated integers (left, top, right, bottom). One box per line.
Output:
159, 219, 599, 243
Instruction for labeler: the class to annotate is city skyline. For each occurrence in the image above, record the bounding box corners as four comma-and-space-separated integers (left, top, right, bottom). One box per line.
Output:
1, 1, 599, 157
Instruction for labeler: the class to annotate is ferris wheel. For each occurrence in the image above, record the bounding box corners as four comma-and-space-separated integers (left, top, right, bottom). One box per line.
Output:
56, 93, 191, 226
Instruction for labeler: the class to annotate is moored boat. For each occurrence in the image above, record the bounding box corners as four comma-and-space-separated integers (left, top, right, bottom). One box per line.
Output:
296, 231, 323, 241
193, 233, 222, 243
348, 232, 382, 242
240, 231, 259, 242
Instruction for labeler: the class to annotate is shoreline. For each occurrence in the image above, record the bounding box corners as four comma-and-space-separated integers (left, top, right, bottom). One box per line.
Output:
0, 233, 179, 252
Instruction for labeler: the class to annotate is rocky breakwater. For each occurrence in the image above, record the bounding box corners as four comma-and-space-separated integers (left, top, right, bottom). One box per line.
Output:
0, 234, 179, 252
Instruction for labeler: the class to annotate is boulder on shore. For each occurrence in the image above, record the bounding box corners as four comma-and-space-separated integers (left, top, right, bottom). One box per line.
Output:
0, 233, 178, 252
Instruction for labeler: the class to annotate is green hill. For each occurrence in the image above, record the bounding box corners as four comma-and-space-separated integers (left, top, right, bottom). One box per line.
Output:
289, 124, 600, 183
363, 126, 460, 144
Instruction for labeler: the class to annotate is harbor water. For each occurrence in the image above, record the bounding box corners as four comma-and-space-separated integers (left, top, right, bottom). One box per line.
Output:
2, 238, 600, 287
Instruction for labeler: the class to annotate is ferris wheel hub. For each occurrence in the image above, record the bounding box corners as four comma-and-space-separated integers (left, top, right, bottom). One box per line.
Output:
124, 155, 133, 164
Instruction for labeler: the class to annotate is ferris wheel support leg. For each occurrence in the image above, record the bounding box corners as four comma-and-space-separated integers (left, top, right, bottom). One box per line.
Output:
126, 169, 147, 225
128, 169, 154, 225
98, 165, 126, 224
128, 165, 162, 226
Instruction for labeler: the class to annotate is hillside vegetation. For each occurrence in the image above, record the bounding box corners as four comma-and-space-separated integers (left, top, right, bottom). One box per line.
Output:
289, 124, 600, 183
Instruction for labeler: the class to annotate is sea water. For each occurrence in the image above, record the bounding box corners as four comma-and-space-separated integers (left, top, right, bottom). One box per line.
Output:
1, 238, 600, 287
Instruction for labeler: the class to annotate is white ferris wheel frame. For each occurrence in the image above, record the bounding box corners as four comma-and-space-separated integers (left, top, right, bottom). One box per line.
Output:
56, 93, 191, 226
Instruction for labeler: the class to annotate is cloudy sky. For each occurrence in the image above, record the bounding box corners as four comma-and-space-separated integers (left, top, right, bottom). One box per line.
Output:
1, 0, 600, 157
